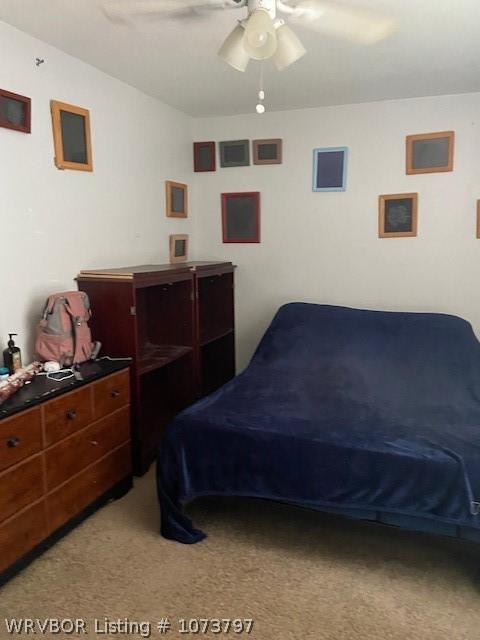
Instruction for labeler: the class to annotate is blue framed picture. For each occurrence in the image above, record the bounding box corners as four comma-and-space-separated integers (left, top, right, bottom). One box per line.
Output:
313, 147, 348, 192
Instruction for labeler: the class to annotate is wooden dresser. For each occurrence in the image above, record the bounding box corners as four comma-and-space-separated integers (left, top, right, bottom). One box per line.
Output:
0, 360, 132, 585
77, 261, 235, 476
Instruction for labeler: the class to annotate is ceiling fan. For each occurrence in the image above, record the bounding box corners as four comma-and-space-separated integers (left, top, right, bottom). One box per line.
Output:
102, 0, 396, 72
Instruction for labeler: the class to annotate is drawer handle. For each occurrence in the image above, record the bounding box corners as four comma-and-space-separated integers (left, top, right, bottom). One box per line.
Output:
66, 410, 77, 421
7, 437, 20, 448
111, 390, 120, 399
90, 440, 99, 446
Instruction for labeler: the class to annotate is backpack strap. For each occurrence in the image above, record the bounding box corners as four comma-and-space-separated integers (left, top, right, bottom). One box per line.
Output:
63, 293, 91, 364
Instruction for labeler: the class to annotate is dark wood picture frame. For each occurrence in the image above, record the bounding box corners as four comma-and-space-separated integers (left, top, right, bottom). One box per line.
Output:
50, 100, 93, 171
406, 131, 454, 175
169, 234, 189, 263
219, 140, 250, 168
379, 193, 418, 238
253, 139, 283, 165
166, 180, 188, 218
222, 192, 260, 243
0, 88, 31, 133
194, 141, 216, 172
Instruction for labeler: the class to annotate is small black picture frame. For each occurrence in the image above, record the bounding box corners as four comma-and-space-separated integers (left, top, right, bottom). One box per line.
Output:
194, 141, 216, 172
219, 140, 250, 168
222, 192, 260, 243
0, 88, 31, 134
379, 193, 418, 238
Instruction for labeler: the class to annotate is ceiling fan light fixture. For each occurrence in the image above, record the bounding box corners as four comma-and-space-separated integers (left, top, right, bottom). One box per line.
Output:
273, 23, 306, 71
218, 22, 250, 72
243, 9, 277, 60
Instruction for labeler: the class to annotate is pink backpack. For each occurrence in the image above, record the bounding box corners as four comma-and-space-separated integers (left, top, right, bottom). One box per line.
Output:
35, 291, 96, 366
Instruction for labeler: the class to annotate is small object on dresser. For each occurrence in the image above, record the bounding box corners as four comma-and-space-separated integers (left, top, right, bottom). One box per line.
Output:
3, 334, 22, 374
0, 367, 9, 381
0, 362, 42, 404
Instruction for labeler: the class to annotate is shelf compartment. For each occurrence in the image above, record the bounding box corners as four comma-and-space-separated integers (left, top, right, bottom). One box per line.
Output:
198, 272, 234, 345
138, 343, 193, 375
199, 328, 234, 348
200, 331, 235, 396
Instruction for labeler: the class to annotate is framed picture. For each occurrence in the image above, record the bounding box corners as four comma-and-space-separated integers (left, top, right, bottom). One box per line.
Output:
313, 147, 348, 192
169, 234, 189, 263
0, 88, 31, 133
219, 140, 250, 168
166, 180, 188, 218
379, 193, 418, 238
50, 100, 93, 171
406, 131, 454, 175
253, 139, 282, 165
477, 201, 480, 239
222, 192, 260, 243
194, 141, 216, 172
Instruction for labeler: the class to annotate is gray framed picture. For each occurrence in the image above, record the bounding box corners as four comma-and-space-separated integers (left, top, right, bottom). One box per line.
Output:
406, 131, 454, 174
219, 140, 250, 168
379, 193, 418, 238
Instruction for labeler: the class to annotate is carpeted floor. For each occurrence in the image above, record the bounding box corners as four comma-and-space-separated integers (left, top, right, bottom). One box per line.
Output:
1, 470, 480, 639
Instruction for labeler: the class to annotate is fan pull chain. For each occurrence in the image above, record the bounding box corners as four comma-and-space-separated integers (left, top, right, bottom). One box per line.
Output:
256, 62, 266, 114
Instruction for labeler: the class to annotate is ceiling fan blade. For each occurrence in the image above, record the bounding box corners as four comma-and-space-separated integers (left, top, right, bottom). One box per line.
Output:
102, 0, 243, 21
281, 0, 395, 45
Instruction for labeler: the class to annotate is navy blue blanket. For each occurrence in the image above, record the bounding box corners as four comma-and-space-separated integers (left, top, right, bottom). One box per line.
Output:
157, 303, 480, 543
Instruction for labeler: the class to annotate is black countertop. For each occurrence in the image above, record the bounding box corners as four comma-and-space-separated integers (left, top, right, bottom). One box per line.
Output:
0, 359, 131, 420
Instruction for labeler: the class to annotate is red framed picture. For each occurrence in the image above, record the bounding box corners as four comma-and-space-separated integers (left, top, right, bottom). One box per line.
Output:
222, 192, 260, 243
0, 88, 31, 133
194, 141, 216, 172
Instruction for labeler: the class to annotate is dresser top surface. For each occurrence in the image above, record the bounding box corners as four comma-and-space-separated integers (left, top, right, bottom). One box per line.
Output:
77, 261, 234, 281
0, 359, 130, 420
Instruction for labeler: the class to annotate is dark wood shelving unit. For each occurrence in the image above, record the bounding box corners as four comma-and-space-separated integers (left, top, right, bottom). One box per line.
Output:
77, 261, 235, 475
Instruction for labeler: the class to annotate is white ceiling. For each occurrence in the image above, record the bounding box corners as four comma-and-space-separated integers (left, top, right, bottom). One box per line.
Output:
1, 0, 480, 117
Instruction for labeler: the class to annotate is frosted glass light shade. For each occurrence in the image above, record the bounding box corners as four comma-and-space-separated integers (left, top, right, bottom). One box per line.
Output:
273, 24, 306, 70
218, 24, 249, 72
244, 9, 277, 60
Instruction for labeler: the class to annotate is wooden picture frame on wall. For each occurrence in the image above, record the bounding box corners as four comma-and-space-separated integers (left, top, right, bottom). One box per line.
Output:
219, 140, 250, 168
194, 141, 216, 172
222, 192, 260, 243
379, 193, 418, 238
253, 139, 283, 165
50, 100, 93, 171
0, 88, 31, 133
406, 131, 454, 175
169, 234, 189, 263
166, 180, 188, 218
313, 147, 348, 192
476, 200, 480, 239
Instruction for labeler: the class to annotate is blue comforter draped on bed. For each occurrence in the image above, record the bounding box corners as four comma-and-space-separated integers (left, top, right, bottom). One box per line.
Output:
157, 303, 480, 543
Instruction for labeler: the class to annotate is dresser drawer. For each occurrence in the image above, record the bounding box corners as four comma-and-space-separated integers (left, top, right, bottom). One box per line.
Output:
0, 408, 42, 473
44, 386, 93, 446
47, 442, 131, 533
45, 406, 130, 489
0, 501, 47, 573
93, 369, 130, 420
0, 455, 44, 524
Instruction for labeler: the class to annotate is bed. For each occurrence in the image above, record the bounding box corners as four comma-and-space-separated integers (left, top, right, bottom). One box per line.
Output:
157, 303, 480, 545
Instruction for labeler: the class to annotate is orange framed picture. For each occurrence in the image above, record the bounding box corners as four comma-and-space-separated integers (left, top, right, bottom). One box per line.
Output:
379, 193, 418, 238
169, 234, 188, 263
166, 181, 188, 218
50, 100, 93, 171
406, 131, 454, 175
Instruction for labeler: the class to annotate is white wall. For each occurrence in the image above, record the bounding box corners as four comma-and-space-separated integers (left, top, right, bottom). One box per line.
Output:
0, 21, 194, 360
192, 93, 480, 371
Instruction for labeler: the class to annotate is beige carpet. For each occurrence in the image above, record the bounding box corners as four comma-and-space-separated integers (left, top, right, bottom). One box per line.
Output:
1, 471, 480, 640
